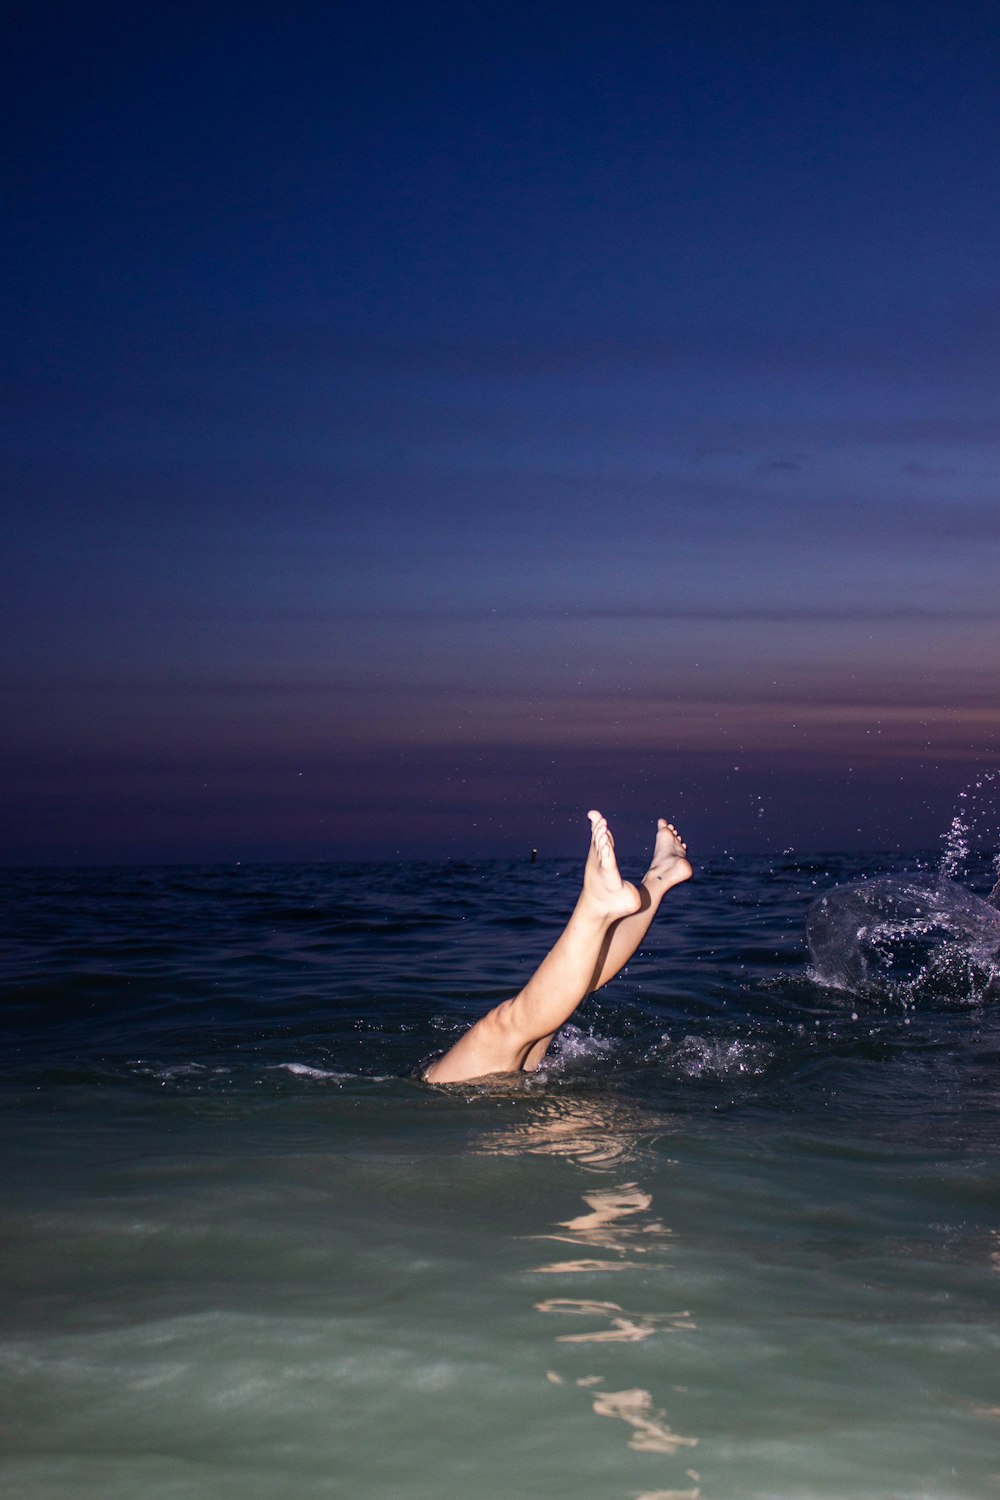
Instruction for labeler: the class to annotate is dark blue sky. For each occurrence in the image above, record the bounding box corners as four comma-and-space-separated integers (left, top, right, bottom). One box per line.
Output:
3, 1, 999, 862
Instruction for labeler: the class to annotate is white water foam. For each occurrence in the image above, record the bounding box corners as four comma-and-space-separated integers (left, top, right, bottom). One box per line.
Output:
546, 1024, 616, 1068
271, 1063, 349, 1082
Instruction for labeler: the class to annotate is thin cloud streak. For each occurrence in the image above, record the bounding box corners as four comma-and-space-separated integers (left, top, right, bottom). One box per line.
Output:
189, 604, 1000, 626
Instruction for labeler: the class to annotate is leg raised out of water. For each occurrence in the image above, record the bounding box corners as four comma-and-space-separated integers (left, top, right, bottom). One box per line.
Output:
424, 812, 690, 1085
424, 812, 638, 1084
587, 819, 692, 994
520, 818, 692, 1071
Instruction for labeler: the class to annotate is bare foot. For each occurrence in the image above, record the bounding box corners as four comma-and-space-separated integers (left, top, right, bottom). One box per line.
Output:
583, 810, 642, 920
644, 818, 693, 893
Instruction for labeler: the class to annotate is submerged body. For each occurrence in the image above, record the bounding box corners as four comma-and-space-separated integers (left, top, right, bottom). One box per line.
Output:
423, 811, 692, 1084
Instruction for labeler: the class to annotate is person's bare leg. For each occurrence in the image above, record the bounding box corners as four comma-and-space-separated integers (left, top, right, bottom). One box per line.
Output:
520, 819, 692, 1070
590, 820, 692, 991
423, 812, 640, 1085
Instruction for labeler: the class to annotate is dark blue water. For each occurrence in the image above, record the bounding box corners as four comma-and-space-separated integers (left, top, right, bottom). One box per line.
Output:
2, 851, 999, 1499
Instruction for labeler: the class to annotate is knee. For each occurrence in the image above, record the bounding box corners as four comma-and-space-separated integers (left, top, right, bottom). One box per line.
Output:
484, 998, 518, 1036
481, 997, 540, 1052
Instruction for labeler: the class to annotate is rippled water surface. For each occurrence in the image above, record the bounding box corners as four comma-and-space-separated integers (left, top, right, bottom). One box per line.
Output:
2, 852, 999, 1499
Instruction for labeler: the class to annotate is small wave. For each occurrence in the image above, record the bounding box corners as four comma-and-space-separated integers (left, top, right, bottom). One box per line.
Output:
129, 1061, 232, 1081
271, 1062, 349, 1082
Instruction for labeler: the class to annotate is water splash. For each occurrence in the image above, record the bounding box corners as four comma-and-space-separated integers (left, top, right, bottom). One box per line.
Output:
808, 773, 1000, 1002
807, 874, 1000, 1001
546, 1023, 615, 1067
650, 1035, 771, 1079
939, 812, 970, 883
939, 771, 1000, 888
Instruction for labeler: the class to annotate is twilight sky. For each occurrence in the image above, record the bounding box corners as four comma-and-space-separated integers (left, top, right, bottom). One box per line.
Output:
3, 0, 999, 863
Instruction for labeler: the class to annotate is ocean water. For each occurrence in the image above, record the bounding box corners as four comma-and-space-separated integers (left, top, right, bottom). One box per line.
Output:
2, 849, 999, 1500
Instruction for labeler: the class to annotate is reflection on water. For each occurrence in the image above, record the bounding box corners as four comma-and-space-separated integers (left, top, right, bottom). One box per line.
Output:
634, 1490, 701, 1500
564, 1183, 652, 1226
536, 1297, 695, 1343
635, 1492, 700, 1500
534, 1182, 673, 1256
532, 1178, 673, 1274
589, 1385, 699, 1455
543, 1372, 700, 1492
520, 1118, 700, 1498
535, 1254, 651, 1274
477, 1094, 666, 1169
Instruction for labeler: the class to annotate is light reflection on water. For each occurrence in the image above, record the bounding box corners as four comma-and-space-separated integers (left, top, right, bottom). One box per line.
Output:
474, 1093, 671, 1170
484, 1087, 705, 1495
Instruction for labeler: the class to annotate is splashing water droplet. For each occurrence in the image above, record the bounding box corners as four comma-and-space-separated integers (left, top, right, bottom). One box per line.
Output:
940, 815, 970, 881
939, 771, 1000, 885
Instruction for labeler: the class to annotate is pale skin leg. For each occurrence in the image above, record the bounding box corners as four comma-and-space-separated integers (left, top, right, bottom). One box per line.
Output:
520, 819, 693, 1071
423, 813, 692, 1085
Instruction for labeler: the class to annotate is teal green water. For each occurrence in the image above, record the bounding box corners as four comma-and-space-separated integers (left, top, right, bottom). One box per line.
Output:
1, 856, 999, 1497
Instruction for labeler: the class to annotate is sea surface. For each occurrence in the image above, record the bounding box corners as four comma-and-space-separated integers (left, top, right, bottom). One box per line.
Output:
2, 849, 999, 1500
